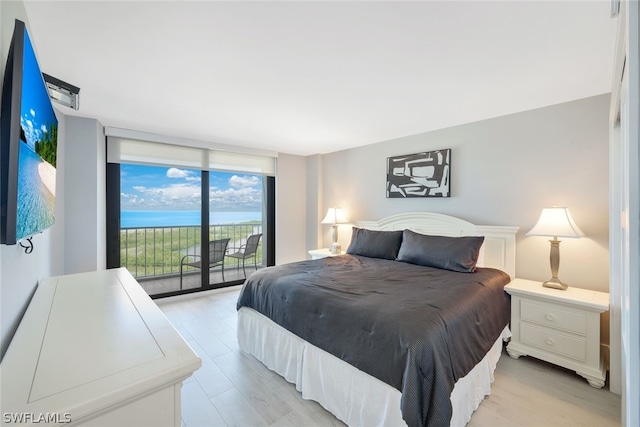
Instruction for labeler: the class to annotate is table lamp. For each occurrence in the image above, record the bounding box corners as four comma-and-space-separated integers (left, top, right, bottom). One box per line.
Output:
321, 207, 348, 254
526, 206, 584, 290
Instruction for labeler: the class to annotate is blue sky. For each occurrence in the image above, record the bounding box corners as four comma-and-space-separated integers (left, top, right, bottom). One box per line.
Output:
120, 164, 263, 211
20, 27, 57, 152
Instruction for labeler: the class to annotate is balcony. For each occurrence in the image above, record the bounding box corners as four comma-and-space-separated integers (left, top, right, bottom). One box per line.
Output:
121, 222, 263, 296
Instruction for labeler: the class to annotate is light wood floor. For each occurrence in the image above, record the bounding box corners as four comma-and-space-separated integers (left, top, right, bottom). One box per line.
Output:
156, 286, 621, 427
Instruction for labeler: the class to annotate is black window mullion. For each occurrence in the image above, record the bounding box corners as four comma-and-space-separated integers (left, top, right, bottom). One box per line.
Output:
266, 176, 276, 267
106, 162, 120, 269
201, 170, 210, 287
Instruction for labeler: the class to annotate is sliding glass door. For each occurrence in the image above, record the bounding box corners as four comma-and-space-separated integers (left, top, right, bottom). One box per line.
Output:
119, 163, 203, 294
209, 171, 265, 280
108, 162, 271, 297
105, 131, 276, 298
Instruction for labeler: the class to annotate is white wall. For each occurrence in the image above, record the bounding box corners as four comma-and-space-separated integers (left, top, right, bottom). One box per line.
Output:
305, 154, 323, 252
0, 0, 65, 359
275, 153, 308, 264
322, 94, 610, 293
0, 5, 106, 359
63, 116, 106, 274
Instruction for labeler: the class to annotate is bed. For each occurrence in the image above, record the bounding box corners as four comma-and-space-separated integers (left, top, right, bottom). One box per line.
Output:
236, 212, 518, 427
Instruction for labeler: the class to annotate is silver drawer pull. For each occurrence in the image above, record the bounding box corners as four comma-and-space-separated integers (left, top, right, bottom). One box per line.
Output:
545, 314, 554, 321
545, 338, 554, 346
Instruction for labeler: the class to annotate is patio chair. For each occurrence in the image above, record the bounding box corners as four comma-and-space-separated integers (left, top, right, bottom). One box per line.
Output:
180, 238, 230, 289
226, 233, 262, 278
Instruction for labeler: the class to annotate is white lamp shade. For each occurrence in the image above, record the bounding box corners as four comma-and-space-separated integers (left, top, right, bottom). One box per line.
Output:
321, 207, 348, 225
526, 207, 585, 238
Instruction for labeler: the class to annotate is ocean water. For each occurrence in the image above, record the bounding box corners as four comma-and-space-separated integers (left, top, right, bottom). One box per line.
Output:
121, 210, 262, 228
16, 143, 55, 240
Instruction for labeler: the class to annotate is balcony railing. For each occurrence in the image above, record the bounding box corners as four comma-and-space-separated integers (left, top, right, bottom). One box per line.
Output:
121, 222, 263, 279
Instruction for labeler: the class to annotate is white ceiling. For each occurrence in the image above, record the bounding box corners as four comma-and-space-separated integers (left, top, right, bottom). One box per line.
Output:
23, 1, 618, 156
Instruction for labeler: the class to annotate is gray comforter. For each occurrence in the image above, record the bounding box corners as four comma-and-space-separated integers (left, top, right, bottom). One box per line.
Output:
236, 254, 511, 427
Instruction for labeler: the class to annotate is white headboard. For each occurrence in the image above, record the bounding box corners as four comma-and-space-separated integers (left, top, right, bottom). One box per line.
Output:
357, 212, 519, 279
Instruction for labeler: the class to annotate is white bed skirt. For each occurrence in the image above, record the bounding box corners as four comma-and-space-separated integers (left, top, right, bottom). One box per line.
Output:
237, 307, 510, 427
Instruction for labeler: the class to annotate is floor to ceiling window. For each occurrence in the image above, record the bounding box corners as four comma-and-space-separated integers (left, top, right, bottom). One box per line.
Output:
105, 129, 276, 298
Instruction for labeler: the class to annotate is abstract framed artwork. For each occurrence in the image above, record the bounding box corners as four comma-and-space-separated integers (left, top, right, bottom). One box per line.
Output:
386, 149, 451, 198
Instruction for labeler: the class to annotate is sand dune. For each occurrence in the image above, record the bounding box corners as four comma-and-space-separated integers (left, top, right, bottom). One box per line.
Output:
38, 161, 56, 197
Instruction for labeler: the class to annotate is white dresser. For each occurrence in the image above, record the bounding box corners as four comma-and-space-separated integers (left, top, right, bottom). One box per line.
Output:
0, 268, 201, 426
505, 278, 609, 388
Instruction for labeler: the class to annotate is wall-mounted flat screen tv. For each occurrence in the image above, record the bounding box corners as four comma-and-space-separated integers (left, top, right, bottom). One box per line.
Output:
1, 19, 58, 245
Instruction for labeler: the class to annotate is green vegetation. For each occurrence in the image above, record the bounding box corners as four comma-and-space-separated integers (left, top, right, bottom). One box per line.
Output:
120, 222, 262, 278
34, 122, 58, 167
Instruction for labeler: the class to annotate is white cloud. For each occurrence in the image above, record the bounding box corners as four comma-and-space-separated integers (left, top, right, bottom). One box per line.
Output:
209, 186, 262, 210
123, 173, 262, 211
159, 183, 201, 200
30, 109, 36, 117
123, 182, 202, 209
229, 175, 260, 188
166, 168, 191, 178
121, 195, 137, 206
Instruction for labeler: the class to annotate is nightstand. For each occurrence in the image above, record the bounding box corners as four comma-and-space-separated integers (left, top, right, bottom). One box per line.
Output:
504, 278, 609, 388
308, 248, 344, 260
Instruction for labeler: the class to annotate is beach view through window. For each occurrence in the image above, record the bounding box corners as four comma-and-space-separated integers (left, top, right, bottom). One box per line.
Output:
120, 163, 264, 294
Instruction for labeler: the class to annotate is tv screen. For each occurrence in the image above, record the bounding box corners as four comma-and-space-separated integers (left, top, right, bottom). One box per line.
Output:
1, 19, 58, 245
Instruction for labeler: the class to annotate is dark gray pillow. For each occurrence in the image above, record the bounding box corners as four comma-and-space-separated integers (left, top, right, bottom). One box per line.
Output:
396, 229, 484, 273
346, 227, 403, 260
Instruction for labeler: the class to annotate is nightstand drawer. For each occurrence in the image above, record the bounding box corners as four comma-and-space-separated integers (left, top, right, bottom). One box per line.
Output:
520, 323, 586, 361
520, 300, 586, 335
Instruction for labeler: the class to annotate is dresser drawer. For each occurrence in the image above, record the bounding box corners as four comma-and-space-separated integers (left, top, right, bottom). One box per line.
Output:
520, 300, 587, 335
520, 323, 587, 361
